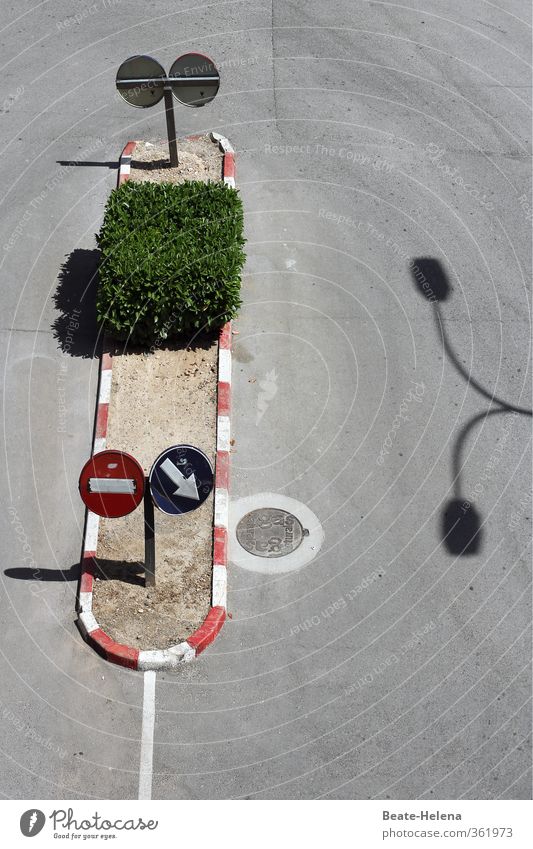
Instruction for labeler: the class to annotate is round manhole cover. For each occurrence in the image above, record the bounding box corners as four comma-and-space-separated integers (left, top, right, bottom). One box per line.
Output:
236, 508, 307, 558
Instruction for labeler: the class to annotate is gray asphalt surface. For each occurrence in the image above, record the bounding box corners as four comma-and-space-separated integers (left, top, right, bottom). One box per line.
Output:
0, 0, 530, 800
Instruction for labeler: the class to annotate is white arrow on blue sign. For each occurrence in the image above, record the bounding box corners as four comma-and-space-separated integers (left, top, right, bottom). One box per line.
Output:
149, 444, 214, 515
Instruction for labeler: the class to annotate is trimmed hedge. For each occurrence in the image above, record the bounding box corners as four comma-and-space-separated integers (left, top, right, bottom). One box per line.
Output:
96, 180, 245, 343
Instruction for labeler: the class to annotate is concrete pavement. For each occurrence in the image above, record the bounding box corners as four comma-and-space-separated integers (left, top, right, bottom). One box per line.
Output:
0, 0, 530, 799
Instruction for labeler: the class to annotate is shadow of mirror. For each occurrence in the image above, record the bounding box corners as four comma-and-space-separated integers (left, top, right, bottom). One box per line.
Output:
442, 499, 483, 555
410, 257, 451, 302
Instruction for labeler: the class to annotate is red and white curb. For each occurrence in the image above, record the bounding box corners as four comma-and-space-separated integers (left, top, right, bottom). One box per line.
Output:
77, 134, 235, 670
211, 131, 236, 187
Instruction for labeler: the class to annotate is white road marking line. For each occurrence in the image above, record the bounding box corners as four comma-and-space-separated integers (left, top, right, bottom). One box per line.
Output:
138, 670, 156, 800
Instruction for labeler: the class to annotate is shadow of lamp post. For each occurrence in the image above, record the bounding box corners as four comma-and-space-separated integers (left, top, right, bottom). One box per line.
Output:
410, 257, 531, 556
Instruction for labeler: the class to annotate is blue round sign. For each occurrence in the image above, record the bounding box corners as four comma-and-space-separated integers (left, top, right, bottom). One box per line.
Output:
149, 444, 214, 515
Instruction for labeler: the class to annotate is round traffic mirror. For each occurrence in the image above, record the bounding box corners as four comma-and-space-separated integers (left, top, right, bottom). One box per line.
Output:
116, 54, 166, 108
169, 52, 220, 107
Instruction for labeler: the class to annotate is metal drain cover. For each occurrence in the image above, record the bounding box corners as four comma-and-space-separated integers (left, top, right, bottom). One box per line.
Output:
236, 508, 307, 558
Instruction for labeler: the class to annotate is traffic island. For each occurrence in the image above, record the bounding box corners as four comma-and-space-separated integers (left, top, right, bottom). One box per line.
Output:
77, 133, 240, 670
92, 339, 217, 649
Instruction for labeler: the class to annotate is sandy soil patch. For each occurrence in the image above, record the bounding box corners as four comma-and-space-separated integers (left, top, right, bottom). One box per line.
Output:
128, 136, 223, 185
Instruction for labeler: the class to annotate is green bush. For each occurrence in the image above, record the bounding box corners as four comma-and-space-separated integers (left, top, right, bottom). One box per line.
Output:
96, 180, 245, 343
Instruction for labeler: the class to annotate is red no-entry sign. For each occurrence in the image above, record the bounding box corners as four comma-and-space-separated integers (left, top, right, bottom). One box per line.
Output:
79, 450, 145, 518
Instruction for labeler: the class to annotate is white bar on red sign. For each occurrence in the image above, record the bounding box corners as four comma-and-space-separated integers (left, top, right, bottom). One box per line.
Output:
88, 478, 136, 494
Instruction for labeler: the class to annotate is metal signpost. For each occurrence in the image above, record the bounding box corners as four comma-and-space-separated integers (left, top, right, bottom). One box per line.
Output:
116, 52, 220, 167
143, 481, 156, 587
79, 445, 213, 587
149, 444, 214, 516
